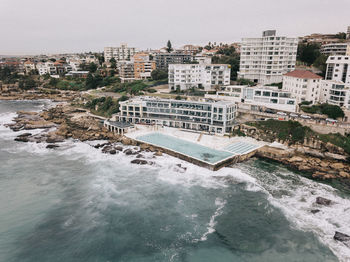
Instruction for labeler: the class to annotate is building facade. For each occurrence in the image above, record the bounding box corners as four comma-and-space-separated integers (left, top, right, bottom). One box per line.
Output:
320, 80, 350, 109
205, 85, 297, 112
118, 61, 135, 82
104, 44, 136, 62
116, 97, 237, 134
238, 30, 298, 85
154, 52, 192, 71
133, 53, 156, 79
282, 70, 322, 104
320, 43, 350, 56
325, 56, 350, 84
168, 63, 230, 91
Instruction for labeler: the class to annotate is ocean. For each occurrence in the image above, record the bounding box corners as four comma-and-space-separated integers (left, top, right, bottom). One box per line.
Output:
0, 100, 349, 262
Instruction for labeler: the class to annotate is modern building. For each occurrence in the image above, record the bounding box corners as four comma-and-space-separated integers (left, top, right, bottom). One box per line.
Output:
65, 71, 89, 78
205, 85, 297, 112
116, 97, 237, 134
320, 80, 350, 109
320, 43, 350, 56
282, 70, 322, 104
347, 26, 350, 40
23, 60, 36, 74
168, 63, 230, 91
238, 30, 298, 85
133, 53, 156, 80
118, 61, 135, 82
154, 52, 192, 71
325, 56, 350, 84
104, 44, 136, 62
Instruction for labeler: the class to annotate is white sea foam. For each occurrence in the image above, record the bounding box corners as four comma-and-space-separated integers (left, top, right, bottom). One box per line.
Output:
192, 197, 227, 242
237, 163, 350, 262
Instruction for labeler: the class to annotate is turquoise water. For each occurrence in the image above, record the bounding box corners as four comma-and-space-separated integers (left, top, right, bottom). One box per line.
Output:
1, 101, 350, 261
136, 133, 234, 164
224, 142, 259, 154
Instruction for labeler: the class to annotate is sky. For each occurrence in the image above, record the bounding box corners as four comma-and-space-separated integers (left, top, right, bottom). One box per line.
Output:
0, 0, 349, 55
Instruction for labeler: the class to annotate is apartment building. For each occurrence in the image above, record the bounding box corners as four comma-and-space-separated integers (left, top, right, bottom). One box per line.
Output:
168, 63, 230, 91
116, 97, 237, 134
320, 43, 350, 56
320, 80, 350, 109
133, 53, 156, 79
104, 43, 136, 62
282, 70, 322, 104
23, 60, 36, 74
347, 26, 350, 40
205, 85, 297, 112
154, 52, 192, 71
325, 56, 350, 84
118, 61, 135, 82
238, 30, 298, 85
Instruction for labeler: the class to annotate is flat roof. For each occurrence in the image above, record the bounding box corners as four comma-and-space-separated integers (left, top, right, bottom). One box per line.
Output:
106, 121, 133, 128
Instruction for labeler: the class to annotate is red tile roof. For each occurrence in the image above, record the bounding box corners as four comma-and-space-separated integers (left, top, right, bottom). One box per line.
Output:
284, 70, 322, 79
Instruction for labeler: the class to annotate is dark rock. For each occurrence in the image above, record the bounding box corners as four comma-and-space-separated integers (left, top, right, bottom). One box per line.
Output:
14, 136, 29, 142
316, 197, 332, 206
176, 164, 187, 171
124, 149, 136, 155
109, 150, 117, 155
136, 154, 144, 158
131, 159, 148, 165
102, 146, 113, 153
46, 144, 59, 149
334, 231, 350, 242
17, 132, 32, 137
310, 209, 320, 214
115, 146, 123, 151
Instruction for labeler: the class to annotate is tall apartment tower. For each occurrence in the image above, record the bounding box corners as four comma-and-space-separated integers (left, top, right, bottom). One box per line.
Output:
238, 30, 298, 85
347, 26, 350, 40
104, 43, 136, 62
325, 56, 350, 84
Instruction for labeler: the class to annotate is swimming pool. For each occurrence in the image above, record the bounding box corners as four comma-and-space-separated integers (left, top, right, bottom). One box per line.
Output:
136, 133, 234, 164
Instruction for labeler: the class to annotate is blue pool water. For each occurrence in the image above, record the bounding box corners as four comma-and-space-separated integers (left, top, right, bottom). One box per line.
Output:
136, 133, 234, 164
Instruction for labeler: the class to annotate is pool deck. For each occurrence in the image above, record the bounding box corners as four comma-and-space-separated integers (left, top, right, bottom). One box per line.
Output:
125, 125, 267, 170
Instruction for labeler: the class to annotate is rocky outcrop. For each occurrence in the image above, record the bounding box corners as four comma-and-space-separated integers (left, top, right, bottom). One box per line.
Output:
257, 145, 350, 181
334, 231, 350, 242
131, 159, 148, 165
316, 197, 332, 206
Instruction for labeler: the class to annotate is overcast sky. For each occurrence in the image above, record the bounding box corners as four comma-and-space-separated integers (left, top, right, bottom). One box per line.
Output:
0, 0, 349, 55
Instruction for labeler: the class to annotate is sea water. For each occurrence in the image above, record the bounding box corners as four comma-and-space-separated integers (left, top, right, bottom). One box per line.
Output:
0, 100, 349, 262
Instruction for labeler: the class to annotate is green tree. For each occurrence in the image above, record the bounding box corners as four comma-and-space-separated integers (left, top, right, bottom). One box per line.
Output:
109, 58, 117, 69
313, 54, 328, 77
320, 104, 344, 119
166, 40, 173, 53
88, 62, 98, 73
297, 43, 321, 65
151, 69, 168, 80
335, 32, 346, 39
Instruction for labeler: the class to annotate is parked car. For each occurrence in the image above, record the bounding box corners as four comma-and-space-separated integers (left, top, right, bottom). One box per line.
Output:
326, 118, 338, 123
265, 109, 275, 114
300, 114, 311, 119
277, 112, 287, 116
289, 113, 299, 118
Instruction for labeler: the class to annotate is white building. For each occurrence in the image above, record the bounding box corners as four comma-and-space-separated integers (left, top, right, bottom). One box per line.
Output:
238, 30, 298, 85
325, 56, 350, 84
116, 97, 237, 134
320, 80, 350, 109
282, 70, 322, 104
205, 85, 297, 112
36, 62, 56, 75
104, 43, 136, 62
168, 63, 230, 91
320, 43, 350, 56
